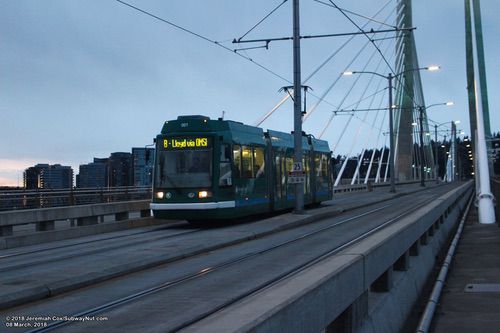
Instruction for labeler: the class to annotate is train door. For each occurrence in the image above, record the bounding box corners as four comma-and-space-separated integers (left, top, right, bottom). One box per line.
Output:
303, 151, 312, 205
273, 151, 288, 210
312, 153, 319, 203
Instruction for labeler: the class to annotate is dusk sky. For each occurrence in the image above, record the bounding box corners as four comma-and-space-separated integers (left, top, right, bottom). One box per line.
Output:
1, 0, 498, 186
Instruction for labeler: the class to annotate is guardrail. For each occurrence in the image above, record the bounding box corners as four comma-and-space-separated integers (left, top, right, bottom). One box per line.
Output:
0, 200, 151, 237
333, 179, 436, 193
0, 186, 152, 212
1, 181, 434, 212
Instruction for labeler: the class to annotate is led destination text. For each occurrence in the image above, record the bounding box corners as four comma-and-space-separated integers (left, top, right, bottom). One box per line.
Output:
163, 137, 210, 150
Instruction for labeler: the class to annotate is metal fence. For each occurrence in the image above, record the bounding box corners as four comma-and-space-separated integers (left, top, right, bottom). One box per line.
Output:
0, 187, 152, 212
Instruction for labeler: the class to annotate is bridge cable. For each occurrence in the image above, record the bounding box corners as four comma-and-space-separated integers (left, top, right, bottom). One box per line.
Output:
303, 7, 397, 122
254, 2, 395, 126
332, 38, 396, 185
312, 0, 396, 29
318, 32, 395, 143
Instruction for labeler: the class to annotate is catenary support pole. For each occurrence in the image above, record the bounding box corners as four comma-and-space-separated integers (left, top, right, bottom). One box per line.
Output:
388, 73, 396, 192
292, 0, 304, 213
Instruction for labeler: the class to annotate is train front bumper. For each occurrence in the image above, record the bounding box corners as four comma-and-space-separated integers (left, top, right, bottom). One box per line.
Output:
150, 201, 236, 210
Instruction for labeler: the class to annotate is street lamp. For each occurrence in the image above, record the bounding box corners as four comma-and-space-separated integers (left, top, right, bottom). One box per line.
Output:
342, 66, 440, 193
417, 102, 454, 184
430, 119, 459, 182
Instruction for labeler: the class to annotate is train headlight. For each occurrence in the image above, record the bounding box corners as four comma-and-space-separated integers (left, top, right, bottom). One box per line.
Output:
156, 191, 164, 199
198, 191, 210, 198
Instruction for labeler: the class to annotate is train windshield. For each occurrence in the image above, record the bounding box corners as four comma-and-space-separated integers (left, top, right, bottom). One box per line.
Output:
155, 149, 213, 188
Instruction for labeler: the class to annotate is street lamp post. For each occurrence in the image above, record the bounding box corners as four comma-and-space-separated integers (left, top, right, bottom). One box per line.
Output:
432, 121, 462, 182
342, 66, 440, 193
434, 124, 439, 183
388, 73, 395, 193
418, 106, 425, 187
417, 102, 454, 185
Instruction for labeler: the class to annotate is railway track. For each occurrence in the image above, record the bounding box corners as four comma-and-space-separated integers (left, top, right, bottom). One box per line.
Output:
10, 185, 455, 333
0, 226, 201, 273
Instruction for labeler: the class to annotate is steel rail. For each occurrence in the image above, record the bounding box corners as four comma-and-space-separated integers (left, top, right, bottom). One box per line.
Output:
0, 227, 200, 272
0, 222, 185, 260
172, 189, 451, 332
26, 187, 448, 333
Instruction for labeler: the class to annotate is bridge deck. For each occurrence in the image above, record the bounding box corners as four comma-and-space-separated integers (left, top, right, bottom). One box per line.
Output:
430, 205, 500, 332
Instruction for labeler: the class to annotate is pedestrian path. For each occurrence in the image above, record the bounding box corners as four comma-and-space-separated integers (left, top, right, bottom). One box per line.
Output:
431, 207, 500, 332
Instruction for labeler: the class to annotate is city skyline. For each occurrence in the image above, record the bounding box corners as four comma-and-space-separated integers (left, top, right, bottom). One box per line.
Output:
16, 147, 154, 189
1, 0, 499, 186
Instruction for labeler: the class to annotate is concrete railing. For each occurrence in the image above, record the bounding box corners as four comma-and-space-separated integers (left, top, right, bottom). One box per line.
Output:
0, 200, 151, 236
186, 181, 474, 333
0, 182, 383, 237
0, 186, 152, 212
0, 181, 440, 237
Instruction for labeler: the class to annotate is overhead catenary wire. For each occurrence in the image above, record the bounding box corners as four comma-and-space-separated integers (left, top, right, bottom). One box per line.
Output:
254, 2, 395, 126
364, 85, 389, 183
316, 47, 381, 140
114, 0, 291, 84
340, 87, 388, 111
312, 0, 396, 29
327, 0, 437, 181
303, 7, 397, 122
332, 53, 390, 186
326, 0, 423, 114
335, 68, 387, 185
318, 32, 395, 142
329, 34, 396, 185
352, 79, 387, 184
236, 0, 289, 42
327, 0, 398, 75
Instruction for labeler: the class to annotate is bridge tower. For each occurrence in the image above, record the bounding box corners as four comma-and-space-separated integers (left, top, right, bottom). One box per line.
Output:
393, 0, 433, 182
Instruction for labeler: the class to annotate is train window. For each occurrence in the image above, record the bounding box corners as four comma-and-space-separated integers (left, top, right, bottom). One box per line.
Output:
156, 149, 212, 188
241, 146, 254, 178
275, 155, 282, 199
321, 154, 329, 178
233, 145, 242, 178
315, 154, 321, 176
220, 144, 232, 186
221, 144, 231, 162
285, 157, 293, 173
281, 155, 287, 190
303, 153, 310, 193
253, 147, 265, 178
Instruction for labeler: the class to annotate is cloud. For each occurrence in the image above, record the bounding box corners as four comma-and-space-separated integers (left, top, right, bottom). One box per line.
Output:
0, 158, 40, 186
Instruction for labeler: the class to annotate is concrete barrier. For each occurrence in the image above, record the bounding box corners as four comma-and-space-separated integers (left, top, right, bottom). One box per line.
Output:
182, 181, 473, 333
0, 200, 150, 236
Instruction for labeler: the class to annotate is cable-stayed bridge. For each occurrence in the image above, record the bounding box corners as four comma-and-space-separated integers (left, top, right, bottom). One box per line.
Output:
0, 1, 497, 332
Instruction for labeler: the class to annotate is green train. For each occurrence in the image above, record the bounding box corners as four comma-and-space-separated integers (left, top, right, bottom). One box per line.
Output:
150, 115, 332, 221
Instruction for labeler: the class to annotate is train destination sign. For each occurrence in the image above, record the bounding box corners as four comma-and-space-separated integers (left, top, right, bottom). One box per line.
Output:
162, 137, 212, 150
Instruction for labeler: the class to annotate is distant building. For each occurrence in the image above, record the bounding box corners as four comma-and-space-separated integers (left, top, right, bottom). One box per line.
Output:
109, 152, 133, 187
24, 164, 46, 189
75, 148, 154, 189
76, 158, 109, 188
24, 164, 73, 189
132, 147, 154, 186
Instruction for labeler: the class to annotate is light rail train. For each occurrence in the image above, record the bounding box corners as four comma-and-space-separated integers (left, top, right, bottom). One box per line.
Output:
151, 115, 332, 221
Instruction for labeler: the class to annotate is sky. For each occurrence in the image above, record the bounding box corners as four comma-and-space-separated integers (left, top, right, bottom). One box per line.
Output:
1, 0, 499, 186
